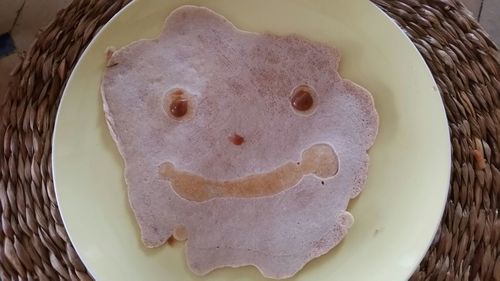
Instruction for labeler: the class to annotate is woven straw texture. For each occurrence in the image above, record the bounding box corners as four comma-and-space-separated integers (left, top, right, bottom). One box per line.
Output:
0, 0, 498, 280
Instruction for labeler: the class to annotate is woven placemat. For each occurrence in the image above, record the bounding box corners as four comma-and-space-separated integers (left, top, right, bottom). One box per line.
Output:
0, 0, 498, 280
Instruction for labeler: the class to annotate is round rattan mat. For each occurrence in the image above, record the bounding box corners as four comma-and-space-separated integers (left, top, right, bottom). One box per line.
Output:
0, 0, 498, 280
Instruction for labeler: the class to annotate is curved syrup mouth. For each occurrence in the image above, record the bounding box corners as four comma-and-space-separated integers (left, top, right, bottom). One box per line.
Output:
159, 143, 338, 202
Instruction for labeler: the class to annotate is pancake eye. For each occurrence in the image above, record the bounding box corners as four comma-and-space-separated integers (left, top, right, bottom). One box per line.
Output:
290, 85, 317, 115
163, 88, 194, 120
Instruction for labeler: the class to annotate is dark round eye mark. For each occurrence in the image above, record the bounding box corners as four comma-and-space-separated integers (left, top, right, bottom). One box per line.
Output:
170, 98, 188, 117
290, 85, 317, 114
291, 90, 313, 111
163, 88, 193, 120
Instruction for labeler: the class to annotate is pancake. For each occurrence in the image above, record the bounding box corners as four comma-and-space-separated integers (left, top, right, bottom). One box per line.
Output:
101, 5, 378, 279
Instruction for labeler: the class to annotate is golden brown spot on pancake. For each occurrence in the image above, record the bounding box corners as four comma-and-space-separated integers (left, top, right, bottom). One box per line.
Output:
229, 133, 244, 145
167, 225, 187, 245
163, 89, 194, 120
291, 85, 316, 113
173, 225, 187, 241
167, 236, 176, 246
159, 144, 338, 202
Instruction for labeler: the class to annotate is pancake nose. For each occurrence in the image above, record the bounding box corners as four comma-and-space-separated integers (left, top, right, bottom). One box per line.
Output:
228, 133, 244, 145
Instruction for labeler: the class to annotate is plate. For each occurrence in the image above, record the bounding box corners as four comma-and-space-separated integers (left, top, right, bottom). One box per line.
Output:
52, 1, 451, 280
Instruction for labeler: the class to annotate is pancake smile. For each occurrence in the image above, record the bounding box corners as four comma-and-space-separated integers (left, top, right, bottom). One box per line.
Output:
159, 143, 338, 202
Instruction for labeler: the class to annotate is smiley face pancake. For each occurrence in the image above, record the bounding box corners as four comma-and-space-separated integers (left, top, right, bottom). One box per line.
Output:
101, 6, 378, 279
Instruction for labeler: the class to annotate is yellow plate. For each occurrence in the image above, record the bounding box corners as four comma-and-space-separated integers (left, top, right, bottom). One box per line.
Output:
53, 1, 451, 280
